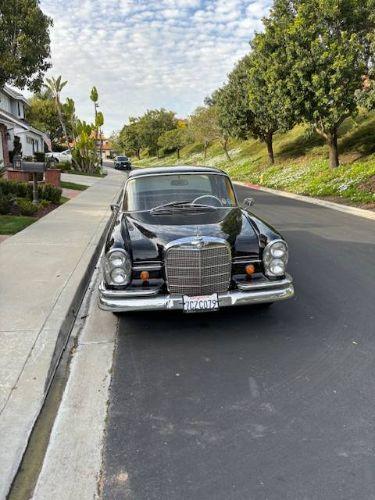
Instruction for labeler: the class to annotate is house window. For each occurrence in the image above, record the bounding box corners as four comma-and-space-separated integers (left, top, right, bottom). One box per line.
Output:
26, 136, 39, 153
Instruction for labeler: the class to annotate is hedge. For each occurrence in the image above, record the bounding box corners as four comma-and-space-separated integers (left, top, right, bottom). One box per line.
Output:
0, 179, 62, 204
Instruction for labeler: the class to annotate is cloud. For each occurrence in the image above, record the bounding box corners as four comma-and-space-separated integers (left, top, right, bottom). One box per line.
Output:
40, 0, 272, 133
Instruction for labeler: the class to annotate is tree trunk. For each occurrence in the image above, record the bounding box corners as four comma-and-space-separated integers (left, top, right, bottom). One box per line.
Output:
265, 132, 274, 164
327, 129, 339, 168
99, 128, 103, 166
203, 141, 208, 160
177, 148, 180, 159
136, 149, 140, 160
222, 138, 231, 161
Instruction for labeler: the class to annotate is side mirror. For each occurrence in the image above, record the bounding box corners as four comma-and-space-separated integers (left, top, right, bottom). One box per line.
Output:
242, 197, 255, 209
110, 203, 120, 212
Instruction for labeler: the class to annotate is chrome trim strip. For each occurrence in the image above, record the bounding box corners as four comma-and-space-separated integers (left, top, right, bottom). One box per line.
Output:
164, 235, 231, 252
132, 263, 163, 271
236, 274, 292, 290
99, 282, 161, 297
232, 258, 262, 264
98, 275, 294, 312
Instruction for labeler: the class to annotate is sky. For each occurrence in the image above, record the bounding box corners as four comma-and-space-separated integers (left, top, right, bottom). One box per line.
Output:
40, 0, 272, 134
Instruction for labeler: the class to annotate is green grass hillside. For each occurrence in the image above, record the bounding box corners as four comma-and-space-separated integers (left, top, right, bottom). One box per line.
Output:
134, 110, 375, 208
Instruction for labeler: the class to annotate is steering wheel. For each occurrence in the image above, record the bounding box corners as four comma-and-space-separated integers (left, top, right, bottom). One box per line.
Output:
191, 194, 223, 207
192, 195, 223, 207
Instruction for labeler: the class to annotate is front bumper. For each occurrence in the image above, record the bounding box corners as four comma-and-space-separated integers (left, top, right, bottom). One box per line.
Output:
98, 274, 294, 313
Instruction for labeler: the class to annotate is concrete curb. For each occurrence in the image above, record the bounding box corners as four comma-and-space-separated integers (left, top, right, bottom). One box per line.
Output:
0, 170, 124, 499
234, 182, 375, 221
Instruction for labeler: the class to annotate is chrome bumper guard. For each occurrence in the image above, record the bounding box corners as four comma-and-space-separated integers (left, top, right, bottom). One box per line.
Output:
98, 274, 294, 313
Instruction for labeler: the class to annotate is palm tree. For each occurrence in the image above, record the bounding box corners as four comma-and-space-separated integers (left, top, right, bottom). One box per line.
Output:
45, 76, 71, 154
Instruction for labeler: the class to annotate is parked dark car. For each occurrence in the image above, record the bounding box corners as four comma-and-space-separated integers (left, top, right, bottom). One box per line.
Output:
99, 166, 294, 313
114, 155, 131, 170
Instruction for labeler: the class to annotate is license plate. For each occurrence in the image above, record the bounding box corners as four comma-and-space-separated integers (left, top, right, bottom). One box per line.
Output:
183, 293, 219, 313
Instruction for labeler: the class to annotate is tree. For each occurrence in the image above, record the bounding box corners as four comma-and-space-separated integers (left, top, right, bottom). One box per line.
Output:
96, 110, 104, 164
119, 118, 143, 159
137, 109, 176, 156
356, 3, 375, 110
26, 92, 63, 145
90, 86, 99, 141
0, 0, 52, 90
270, 0, 374, 167
63, 97, 76, 138
157, 127, 188, 159
247, 4, 297, 165
213, 55, 257, 142
189, 106, 220, 160
45, 76, 72, 153
27, 90, 76, 147
72, 120, 98, 173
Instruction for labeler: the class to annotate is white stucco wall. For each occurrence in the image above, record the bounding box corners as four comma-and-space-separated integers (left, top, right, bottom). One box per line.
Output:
0, 91, 12, 114
18, 131, 44, 157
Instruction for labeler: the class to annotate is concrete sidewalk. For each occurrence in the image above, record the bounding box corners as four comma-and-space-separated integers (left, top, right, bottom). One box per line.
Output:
0, 168, 124, 498
61, 172, 102, 186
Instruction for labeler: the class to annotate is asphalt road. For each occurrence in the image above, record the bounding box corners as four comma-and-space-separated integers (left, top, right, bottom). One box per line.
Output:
103, 185, 375, 500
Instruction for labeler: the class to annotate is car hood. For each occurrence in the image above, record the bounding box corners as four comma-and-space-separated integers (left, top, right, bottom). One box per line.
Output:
123, 207, 260, 263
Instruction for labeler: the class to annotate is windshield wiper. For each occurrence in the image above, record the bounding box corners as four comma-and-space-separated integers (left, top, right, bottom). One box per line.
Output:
150, 201, 215, 214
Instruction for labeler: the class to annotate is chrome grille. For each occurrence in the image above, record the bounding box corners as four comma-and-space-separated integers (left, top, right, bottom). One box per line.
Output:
165, 239, 231, 295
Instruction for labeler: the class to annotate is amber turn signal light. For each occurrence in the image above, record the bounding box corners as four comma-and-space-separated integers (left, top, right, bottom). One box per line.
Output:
140, 271, 150, 281
245, 264, 255, 275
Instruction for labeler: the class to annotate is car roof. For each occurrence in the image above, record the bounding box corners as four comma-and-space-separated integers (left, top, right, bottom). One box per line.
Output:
128, 165, 227, 178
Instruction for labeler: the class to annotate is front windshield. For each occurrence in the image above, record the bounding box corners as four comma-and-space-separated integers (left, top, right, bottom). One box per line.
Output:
117, 156, 128, 161
124, 173, 237, 211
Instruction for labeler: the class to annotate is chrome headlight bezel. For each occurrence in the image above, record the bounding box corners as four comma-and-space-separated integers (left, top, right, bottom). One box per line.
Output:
103, 248, 132, 287
263, 239, 288, 277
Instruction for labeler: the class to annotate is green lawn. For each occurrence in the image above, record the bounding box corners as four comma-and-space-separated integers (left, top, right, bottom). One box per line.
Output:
60, 181, 88, 191
133, 110, 375, 208
0, 215, 36, 235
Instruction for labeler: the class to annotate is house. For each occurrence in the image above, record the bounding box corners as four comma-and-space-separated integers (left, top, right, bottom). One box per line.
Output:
92, 131, 114, 160
100, 138, 114, 159
0, 86, 50, 167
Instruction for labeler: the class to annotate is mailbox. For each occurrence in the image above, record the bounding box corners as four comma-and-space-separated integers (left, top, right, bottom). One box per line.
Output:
21, 161, 47, 173
11, 158, 48, 204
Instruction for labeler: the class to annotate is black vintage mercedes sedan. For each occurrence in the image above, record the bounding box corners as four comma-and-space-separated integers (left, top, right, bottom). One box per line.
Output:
99, 166, 294, 313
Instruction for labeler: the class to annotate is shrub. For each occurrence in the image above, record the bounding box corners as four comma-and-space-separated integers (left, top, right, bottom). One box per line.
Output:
39, 199, 51, 209
54, 161, 72, 172
0, 191, 14, 215
0, 180, 62, 204
15, 198, 38, 216
40, 184, 62, 204
0, 179, 28, 198
34, 152, 45, 162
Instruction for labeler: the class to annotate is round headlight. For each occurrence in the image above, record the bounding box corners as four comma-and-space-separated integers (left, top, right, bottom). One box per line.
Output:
109, 251, 126, 267
263, 240, 288, 277
104, 249, 132, 286
269, 259, 285, 275
111, 268, 128, 284
270, 242, 287, 259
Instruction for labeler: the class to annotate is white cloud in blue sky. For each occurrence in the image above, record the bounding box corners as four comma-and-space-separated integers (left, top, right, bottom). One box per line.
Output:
40, 0, 272, 133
